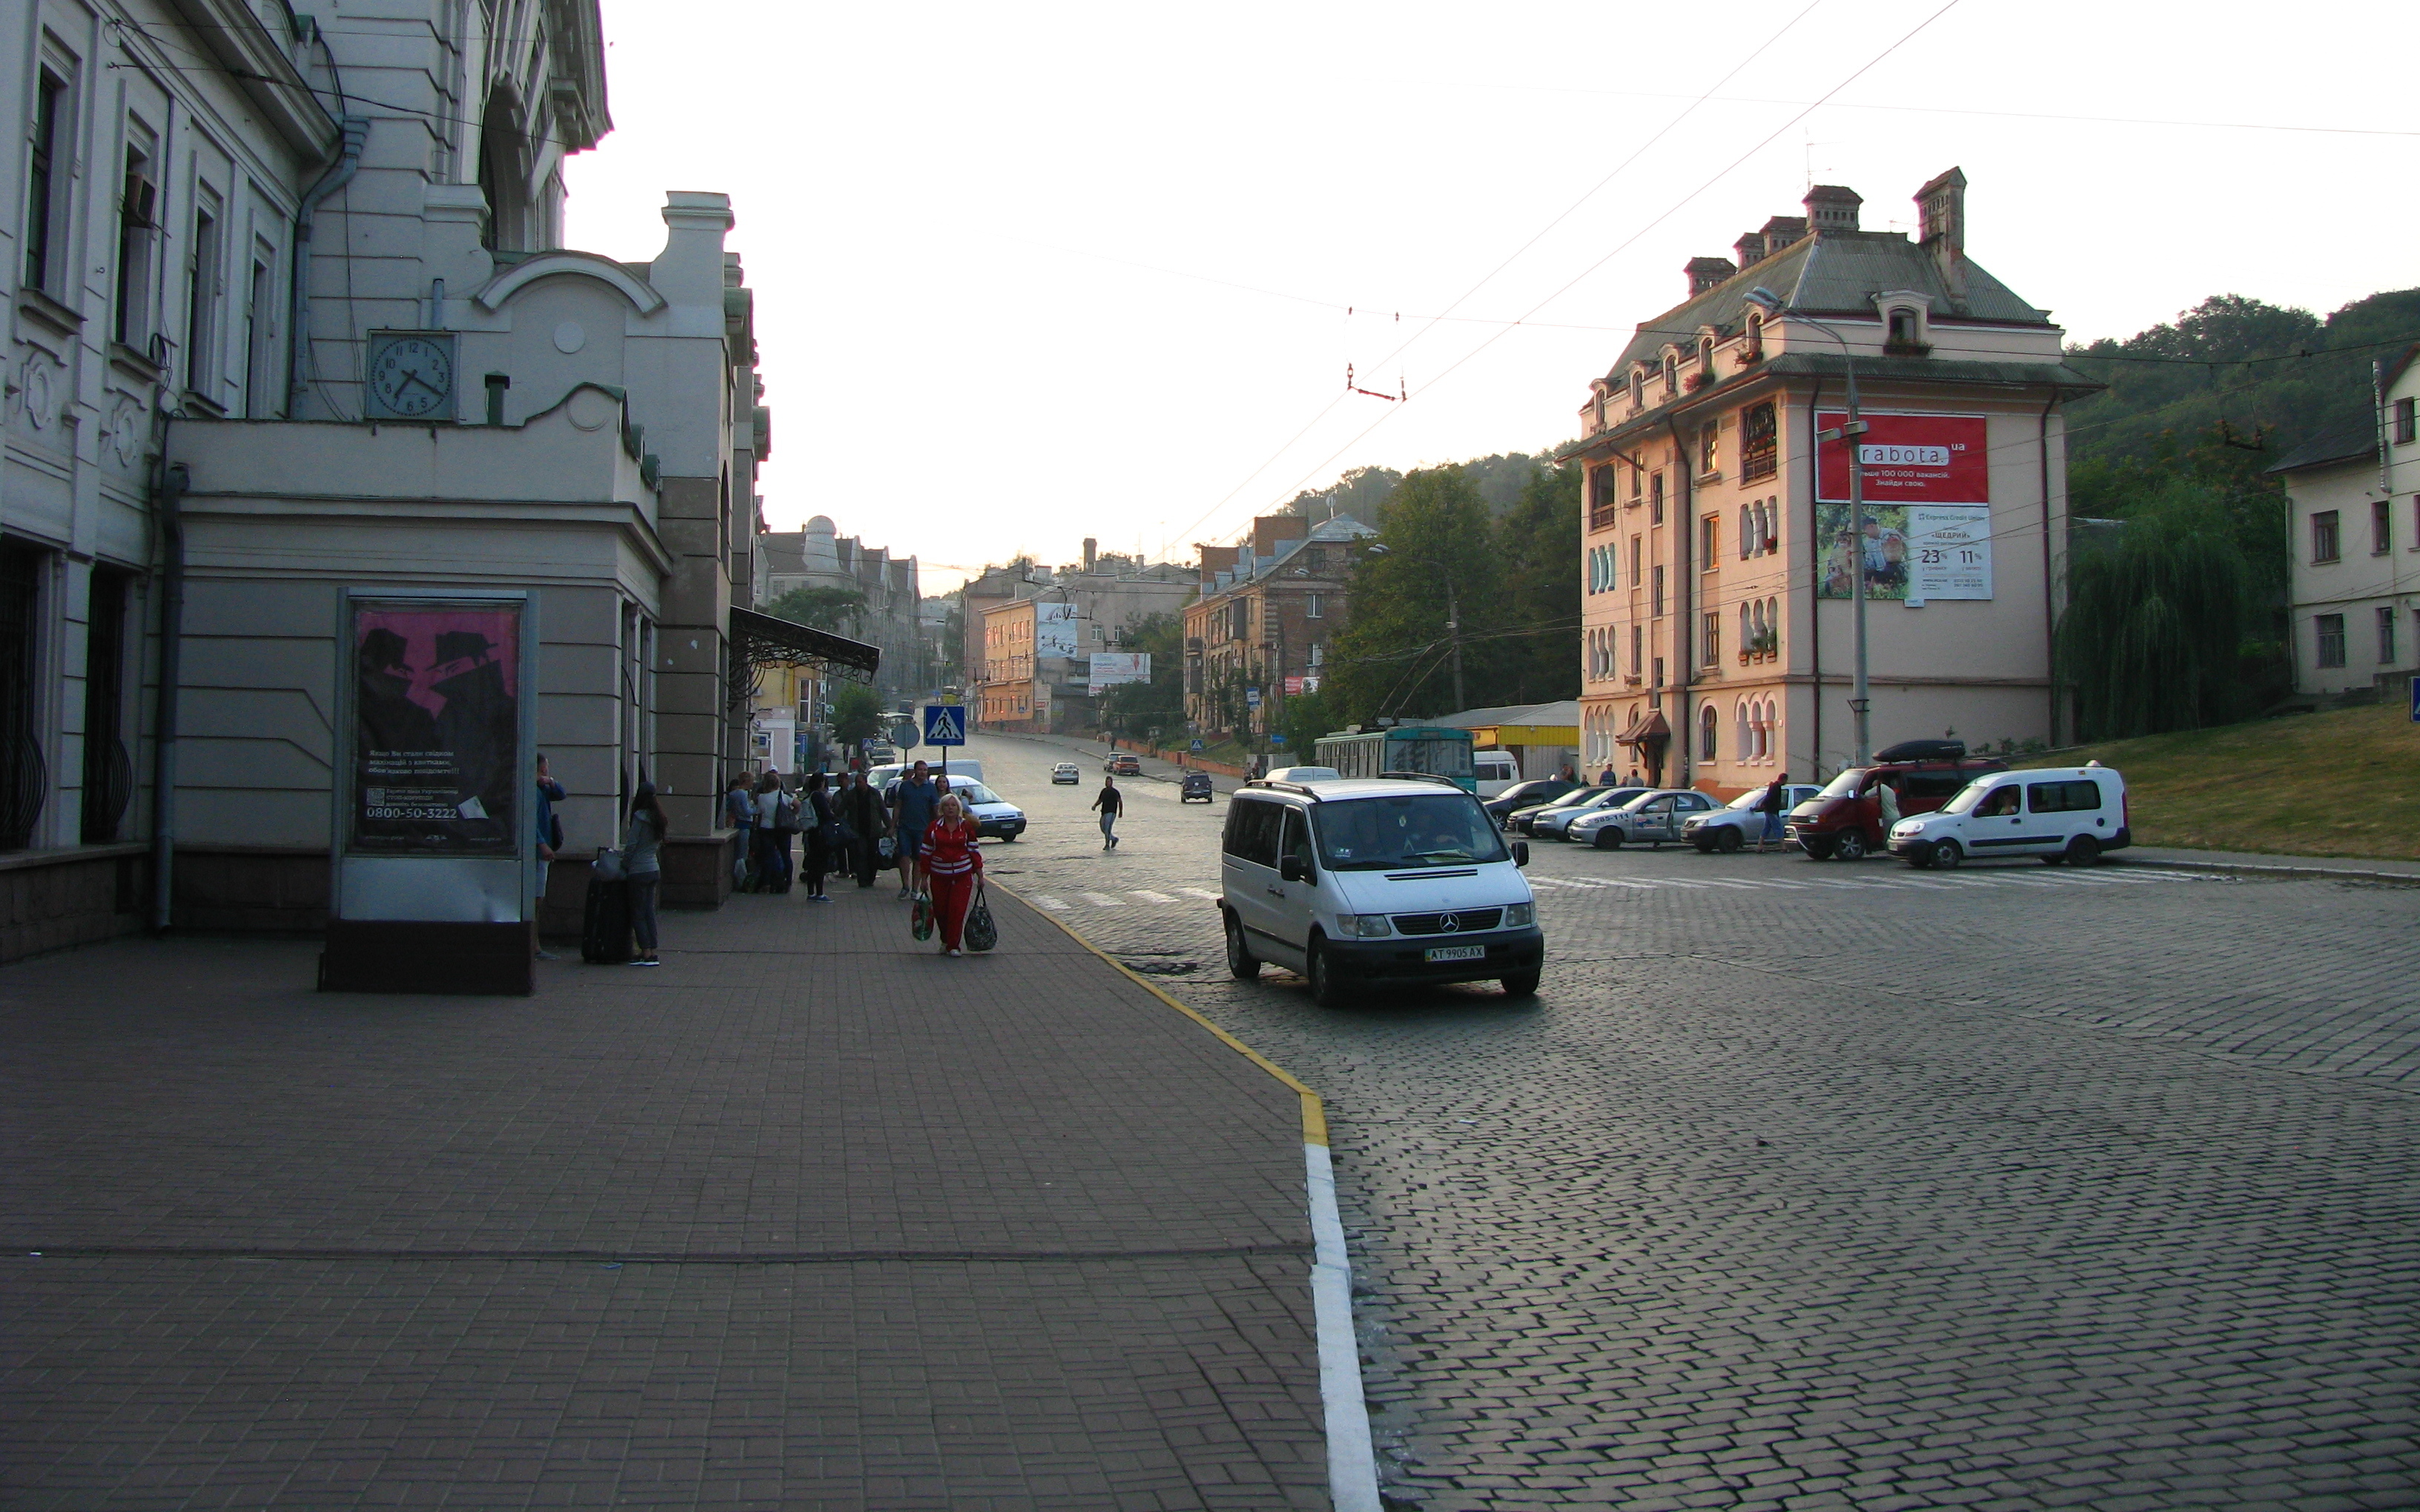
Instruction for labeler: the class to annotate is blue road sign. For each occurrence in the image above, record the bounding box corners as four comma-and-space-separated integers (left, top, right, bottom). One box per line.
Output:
1246, 686, 1262, 709
1270, 732, 1287, 746
922, 704, 967, 746
1190, 737, 1206, 752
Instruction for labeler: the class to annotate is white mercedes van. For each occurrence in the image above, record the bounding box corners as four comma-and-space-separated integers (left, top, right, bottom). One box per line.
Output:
1219, 776, 1544, 1006
1887, 763, 2131, 869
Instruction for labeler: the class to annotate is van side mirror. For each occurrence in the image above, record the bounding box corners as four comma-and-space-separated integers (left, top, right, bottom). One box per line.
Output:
1512, 840, 1530, 869
1280, 855, 1309, 883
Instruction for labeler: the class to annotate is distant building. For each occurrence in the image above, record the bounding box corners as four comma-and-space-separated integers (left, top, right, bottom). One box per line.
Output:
972, 540, 1193, 734
756, 516, 923, 702
2275, 348, 2419, 700
1561, 168, 2100, 790
1183, 514, 1378, 739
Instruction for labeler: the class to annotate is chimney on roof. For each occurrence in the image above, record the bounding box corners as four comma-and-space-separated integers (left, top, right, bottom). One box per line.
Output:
1760, 215, 1808, 251
1915, 165, 1967, 299
1252, 514, 1309, 560
1082, 537, 1097, 573
1733, 231, 1768, 267
1802, 185, 1862, 234
1685, 256, 1737, 296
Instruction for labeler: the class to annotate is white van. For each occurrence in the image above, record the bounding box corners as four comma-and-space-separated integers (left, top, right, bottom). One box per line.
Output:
1887, 763, 2130, 869
1473, 751, 1521, 798
1219, 776, 1544, 1006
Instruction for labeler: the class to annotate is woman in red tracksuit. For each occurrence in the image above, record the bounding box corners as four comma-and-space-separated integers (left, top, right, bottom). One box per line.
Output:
922, 793, 984, 956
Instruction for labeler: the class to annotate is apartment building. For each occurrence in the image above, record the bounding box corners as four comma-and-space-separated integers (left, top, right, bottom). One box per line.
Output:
2275, 348, 2420, 697
1183, 514, 1377, 739
1563, 169, 2099, 791
974, 543, 1193, 733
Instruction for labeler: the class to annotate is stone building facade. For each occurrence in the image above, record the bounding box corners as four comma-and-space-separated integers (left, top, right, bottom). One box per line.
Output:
1182, 514, 1376, 740
2275, 348, 2420, 699
754, 515, 925, 704
1563, 170, 2098, 792
0, 0, 796, 961
972, 546, 1193, 735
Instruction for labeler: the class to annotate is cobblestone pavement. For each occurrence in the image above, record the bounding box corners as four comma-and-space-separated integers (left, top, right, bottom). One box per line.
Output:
0, 871, 1327, 1510
977, 735, 2420, 1512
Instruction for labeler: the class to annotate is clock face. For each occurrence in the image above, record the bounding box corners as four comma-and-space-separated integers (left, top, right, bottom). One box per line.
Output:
368, 335, 454, 419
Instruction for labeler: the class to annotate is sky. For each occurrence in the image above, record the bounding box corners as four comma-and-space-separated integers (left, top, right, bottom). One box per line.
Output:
563, 1, 2420, 592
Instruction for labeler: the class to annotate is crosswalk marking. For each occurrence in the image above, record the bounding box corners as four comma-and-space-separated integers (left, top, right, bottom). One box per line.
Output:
1180, 887, 1223, 901
1078, 892, 1127, 907
1129, 889, 1178, 903
1029, 895, 1071, 912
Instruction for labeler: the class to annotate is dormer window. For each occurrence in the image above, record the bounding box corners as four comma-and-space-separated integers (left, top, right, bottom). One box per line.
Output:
1743, 311, 1764, 359
1630, 368, 1645, 407
1888, 309, 1917, 345
1699, 335, 1715, 378
1876, 291, 1932, 355
1662, 352, 1678, 395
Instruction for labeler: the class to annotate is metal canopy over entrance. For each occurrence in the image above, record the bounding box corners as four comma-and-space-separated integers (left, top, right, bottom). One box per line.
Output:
727, 606, 882, 683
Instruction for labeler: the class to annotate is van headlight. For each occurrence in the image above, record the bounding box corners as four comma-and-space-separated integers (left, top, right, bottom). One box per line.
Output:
1340, 914, 1394, 938
1502, 902, 1534, 928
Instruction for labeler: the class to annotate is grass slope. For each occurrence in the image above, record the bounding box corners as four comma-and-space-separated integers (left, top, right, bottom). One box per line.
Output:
2013, 700, 2419, 859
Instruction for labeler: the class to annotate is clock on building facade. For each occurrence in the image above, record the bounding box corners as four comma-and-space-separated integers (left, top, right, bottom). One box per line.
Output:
363, 331, 458, 421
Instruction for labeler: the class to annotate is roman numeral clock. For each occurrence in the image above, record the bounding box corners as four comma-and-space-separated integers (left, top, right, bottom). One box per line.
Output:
363, 331, 458, 421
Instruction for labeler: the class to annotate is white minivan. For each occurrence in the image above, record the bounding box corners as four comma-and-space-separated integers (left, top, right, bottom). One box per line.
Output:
1473, 751, 1521, 798
1219, 776, 1544, 1006
1887, 763, 2131, 869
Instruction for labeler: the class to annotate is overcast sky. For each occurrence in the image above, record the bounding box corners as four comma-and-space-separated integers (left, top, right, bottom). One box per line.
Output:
563, 1, 2419, 591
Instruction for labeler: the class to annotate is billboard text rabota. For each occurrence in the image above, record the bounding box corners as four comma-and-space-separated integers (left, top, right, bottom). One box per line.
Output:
1816, 411, 1994, 603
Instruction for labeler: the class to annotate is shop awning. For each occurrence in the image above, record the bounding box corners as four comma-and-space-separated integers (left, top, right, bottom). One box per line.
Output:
1614, 709, 1670, 746
728, 606, 881, 680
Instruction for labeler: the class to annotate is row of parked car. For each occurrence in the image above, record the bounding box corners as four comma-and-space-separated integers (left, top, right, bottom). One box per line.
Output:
1487, 742, 2133, 867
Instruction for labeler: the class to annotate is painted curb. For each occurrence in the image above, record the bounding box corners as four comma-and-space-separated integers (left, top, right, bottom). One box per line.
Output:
991, 879, 1382, 1512
2115, 855, 2420, 888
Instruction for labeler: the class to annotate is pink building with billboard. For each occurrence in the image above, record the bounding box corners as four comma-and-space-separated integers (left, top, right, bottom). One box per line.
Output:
1562, 170, 2101, 794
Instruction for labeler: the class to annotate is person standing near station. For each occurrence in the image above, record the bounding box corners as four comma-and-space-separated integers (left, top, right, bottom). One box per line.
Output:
890, 760, 939, 898
1093, 773, 1124, 851
534, 754, 566, 959
844, 769, 887, 888
922, 792, 984, 957
623, 782, 665, 966
724, 772, 757, 890
802, 772, 834, 902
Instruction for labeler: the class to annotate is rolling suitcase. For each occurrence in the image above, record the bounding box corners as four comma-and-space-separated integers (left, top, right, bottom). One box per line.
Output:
581, 874, 633, 964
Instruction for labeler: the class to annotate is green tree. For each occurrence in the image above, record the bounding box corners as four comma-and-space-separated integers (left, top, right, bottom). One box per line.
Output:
2056, 478, 2263, 740
830, 681, 885, 745
1098, 613, 1186, 741
765, 586, 867, 634
1323, 465, 1504, 725
1274, 686, 1335, 756
1490, 457, 1582, 704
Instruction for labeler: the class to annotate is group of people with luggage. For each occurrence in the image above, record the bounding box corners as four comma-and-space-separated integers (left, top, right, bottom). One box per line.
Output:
572, 756, 994, 966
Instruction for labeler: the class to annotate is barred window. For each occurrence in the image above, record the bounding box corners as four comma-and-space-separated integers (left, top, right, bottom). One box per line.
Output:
1740, 401, 1778, 482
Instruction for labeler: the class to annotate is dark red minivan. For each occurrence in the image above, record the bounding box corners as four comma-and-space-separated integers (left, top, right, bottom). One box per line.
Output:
1784, 740, 2008, 861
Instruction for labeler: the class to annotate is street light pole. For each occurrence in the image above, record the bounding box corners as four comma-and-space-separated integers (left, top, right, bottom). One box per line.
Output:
1748, 288, 1872, 766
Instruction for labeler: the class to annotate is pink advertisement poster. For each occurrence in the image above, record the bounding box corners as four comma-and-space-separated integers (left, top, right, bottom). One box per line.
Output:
349, 603, 522, 854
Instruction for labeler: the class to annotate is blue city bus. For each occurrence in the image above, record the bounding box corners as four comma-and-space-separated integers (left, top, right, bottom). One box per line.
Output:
1313, 726, 1478, 792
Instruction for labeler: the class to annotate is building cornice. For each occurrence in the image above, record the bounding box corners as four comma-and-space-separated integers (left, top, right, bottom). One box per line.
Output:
165, 0, 341, 159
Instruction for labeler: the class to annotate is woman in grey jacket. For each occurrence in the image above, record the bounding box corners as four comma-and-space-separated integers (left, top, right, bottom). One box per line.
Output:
624, 782, 665, 966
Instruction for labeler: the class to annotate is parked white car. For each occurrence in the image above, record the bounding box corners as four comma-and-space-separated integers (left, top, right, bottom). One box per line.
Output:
1050, 762, 1081, 784
1682, 784, 1824, 852
1473, 751, 1521, 798
1888, 764, 2131, 868
1220, 777, 1544, 1005
1569, 788, 1716, 849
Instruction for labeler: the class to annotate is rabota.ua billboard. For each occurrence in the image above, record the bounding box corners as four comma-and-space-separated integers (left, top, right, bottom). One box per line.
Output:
1815, 412, 1993, 603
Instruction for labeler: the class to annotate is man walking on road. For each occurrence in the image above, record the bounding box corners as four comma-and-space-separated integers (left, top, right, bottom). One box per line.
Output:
891, 760, 939, 896
1093, 773, 1124, 850
1758, 771, 1791, 852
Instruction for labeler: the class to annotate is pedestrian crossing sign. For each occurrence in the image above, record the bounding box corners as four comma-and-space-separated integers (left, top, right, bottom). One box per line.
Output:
922, 704, 966, 746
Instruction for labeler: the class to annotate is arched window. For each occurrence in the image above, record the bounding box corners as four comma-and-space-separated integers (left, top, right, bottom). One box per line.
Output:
1739, 602, 1752, 657
1762, 698, 1779, 759
1700, 704, 1719, 762
1631, 368, 1644, 407
1662, 352, 1678, 395
1768, 597, 1781, 653
1739, 507, 1752, 560
1736, 702, 1751, 761
1699, 335, 1715, 378
1887, 308, 1919, 346
1745, 311, 1764, 358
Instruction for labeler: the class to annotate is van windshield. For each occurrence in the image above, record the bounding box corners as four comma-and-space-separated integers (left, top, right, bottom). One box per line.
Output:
1315, 793, 1510, 871
1818, 769, 1870, 800
1940, 780, 1994, 815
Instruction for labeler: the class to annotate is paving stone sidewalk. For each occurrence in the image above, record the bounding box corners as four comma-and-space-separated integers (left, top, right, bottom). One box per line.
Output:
0, 878, 1328, 1510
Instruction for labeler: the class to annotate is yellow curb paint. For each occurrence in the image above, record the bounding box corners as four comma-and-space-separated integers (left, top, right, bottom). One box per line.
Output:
993, 878, 1327, 1147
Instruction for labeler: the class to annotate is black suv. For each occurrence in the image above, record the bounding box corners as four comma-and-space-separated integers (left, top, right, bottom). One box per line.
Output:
1180, 771, 1215, 803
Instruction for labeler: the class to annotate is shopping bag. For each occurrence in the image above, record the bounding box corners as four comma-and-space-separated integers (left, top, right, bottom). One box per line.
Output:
910, 891, 933, 941
964, 883, 996, 953
592, 846, 627, 883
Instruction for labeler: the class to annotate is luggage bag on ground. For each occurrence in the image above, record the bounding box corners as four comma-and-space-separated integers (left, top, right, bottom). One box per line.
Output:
581, 875, 634, 964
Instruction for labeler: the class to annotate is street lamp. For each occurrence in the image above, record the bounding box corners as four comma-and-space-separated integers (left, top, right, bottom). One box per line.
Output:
1745, 285, 1873, 766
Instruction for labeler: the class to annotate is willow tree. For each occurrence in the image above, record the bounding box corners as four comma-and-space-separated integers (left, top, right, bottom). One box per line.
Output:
2055, 479, 2259, 740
